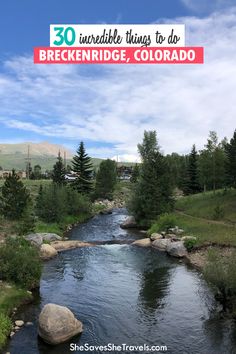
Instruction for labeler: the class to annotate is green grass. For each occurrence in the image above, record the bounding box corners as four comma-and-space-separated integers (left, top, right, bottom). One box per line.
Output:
0, 282, 32, 348
173, 213, 236, 246
149, 189, 236, 247
176, 189, 236, 223
0, 283, 32, 316
35, 212, 91, 236
149, 212, 236, 247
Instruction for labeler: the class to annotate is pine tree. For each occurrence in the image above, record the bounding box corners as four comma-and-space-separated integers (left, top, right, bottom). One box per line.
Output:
225, 130, 236, 188
0, 170, 30, 219
95, 159, 117, 199
52, 152, 66, 186
129, 131, 173, 226
183, 145, 201, 195
198, 132, 226, 192
72, 142, 94, 194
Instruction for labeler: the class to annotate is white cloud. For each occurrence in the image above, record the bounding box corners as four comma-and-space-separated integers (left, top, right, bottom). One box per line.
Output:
0, 7, 236, 159
181, 0, 236, 13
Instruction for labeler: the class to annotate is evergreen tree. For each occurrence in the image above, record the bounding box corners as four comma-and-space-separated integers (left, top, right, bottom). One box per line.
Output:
95, 159, 117, 199
130, 164, 140, 183
52, 152, 66, 186
0, 170, 30, 219
198, 132, 226, 192
183, 145, 201, 195
225, 130, 236, 188
129, 131, 173, 226
72, 142, 93, 194
33, 165, 42, 180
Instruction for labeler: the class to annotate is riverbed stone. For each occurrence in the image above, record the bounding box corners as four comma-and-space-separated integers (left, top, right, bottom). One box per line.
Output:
38, 303, 83, 345
166, 241, 187, 258
40, 244, 58, 260
132, 238, 151, 247
150, 233, 163, 241
152, 239, 171, 251
51, 240, 92, 252
120, 216, 137, 229
15, 320, 24, 327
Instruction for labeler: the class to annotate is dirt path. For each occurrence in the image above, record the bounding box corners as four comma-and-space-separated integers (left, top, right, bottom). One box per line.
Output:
175, 210, 236, 227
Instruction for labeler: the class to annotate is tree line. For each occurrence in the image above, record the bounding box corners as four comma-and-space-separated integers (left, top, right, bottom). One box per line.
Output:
166, 130, 236, 194
128, 129, 236, 227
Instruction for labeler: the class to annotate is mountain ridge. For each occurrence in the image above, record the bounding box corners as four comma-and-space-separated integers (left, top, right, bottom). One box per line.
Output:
0, 141, 73, 158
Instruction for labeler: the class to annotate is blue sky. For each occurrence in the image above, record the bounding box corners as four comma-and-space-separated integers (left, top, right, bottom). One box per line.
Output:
0, 0, 236, 160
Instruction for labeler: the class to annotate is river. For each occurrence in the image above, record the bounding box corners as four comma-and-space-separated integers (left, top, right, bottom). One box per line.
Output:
6, 209, 236, 354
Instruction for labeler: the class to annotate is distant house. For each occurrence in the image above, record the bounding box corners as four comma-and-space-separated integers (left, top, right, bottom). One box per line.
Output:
0, 170, 27, 179
0, 170, 11, 179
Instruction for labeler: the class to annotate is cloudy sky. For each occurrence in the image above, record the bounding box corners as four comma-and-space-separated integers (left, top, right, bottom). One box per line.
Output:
0, 0, 235, 161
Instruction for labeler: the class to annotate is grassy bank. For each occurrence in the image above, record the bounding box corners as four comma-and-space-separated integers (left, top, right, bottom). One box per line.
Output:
176, 189, 236, 224
173, 212, 236, 247
172, 189, 236, 247
35, 212, 92, 235
0, 282, 32, 348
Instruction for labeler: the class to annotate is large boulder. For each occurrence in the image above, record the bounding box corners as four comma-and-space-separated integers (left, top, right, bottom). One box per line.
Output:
25, 233, 62, 247
166, 241, 187, 258
51, 240, 92, 252
120, 216, 137, 229
40, 244, 58, 260
25, 233, 43, 247
152, 239, 171, 251
41, 233, 62, 242
38, 304, 83, 345
150, 233, 163, 241
132, 238, 151, 247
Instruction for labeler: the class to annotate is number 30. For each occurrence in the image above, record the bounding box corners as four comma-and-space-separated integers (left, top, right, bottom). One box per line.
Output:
53, 27, 76, 46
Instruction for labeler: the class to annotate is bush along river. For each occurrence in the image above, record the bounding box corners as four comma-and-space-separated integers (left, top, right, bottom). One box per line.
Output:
6, 209, 236, 354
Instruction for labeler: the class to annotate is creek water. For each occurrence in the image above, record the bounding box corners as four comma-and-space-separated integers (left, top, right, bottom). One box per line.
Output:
6, 209, 236, 354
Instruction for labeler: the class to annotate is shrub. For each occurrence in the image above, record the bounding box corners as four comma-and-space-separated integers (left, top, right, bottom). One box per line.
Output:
16, 208, 36, 236
35, 184, 66, 223
184, 238, 197, 251
35, 184, 91, 223
212, 205, 225, 220
0, 313, 11, 348
0, 237, 42, 289
66, 188, 91, 216
148, 213, 177, 235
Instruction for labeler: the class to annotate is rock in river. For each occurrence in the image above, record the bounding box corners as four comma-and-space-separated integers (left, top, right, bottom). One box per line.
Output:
150, 233, 163, 241
38, 304, 83, 345
120, 216, 137, 229
40, 244, 58, 260
166, 241, 187, 258
132, 238, 151, 247
152, 238, 171, 251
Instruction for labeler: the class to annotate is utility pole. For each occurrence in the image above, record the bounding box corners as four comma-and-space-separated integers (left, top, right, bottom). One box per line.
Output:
25, 145, 31, 179
64, 151, 67, 170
